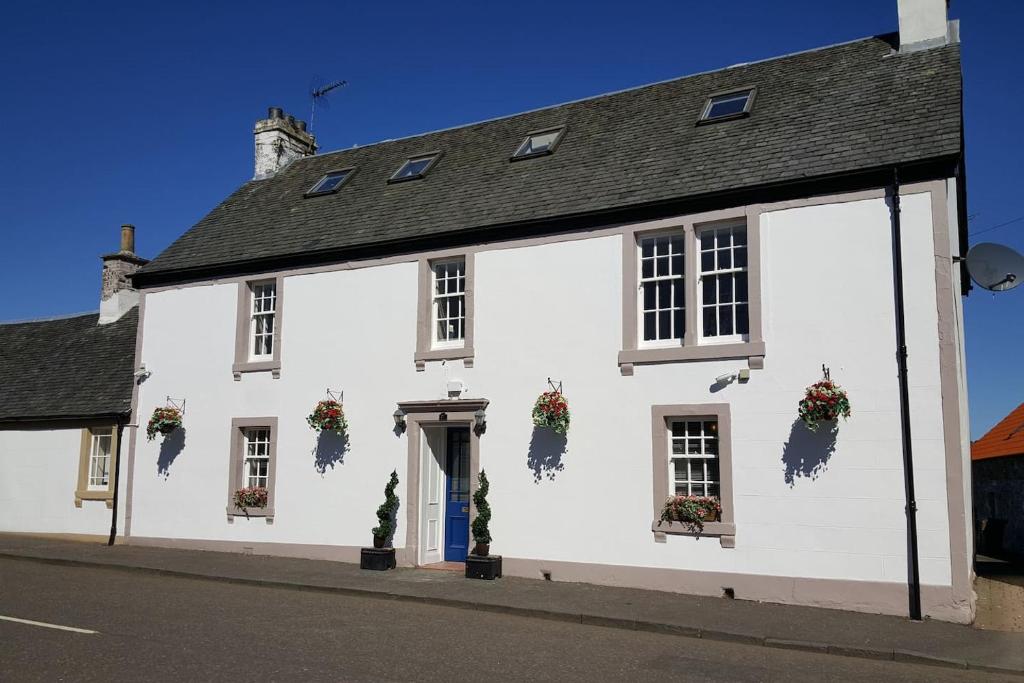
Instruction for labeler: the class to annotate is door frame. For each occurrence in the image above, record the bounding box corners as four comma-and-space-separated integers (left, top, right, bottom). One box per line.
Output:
398, 399, 487, 566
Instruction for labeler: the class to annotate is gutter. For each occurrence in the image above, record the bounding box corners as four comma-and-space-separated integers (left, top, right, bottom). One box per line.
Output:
889, 168, 923, 621
108, 418, 126, 546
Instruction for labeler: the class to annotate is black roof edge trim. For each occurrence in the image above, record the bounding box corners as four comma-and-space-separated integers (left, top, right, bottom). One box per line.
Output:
134, 156, 960, 289
0, 412, 131, 430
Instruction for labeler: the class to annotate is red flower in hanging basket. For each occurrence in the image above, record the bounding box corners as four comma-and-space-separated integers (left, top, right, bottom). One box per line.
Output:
146, 407, 183, 442
532, 390, 570, 435
798, 378, 851, 431
307, 399, 348, 437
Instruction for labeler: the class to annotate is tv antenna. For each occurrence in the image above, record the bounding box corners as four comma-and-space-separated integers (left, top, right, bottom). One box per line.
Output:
963, 242, 1024, 292
309, 77, 347, 134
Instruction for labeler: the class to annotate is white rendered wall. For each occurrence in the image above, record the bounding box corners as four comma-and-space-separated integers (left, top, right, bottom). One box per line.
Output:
0, 428, 122, 536
129, 188, 953, 589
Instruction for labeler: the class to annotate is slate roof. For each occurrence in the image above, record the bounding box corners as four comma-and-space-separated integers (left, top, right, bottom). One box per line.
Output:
138, 34, 962, 283
0, 309, 137, 423
972, 403, 1024, 461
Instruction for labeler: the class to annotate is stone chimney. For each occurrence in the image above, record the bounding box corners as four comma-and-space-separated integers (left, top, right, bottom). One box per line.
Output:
897, 0, 956, 52
253, 106, 317, 180
99, 224, 148, 325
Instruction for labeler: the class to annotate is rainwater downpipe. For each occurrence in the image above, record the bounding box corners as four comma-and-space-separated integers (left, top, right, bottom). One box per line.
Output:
889, 167, 922, 621
107, 418, 126, 546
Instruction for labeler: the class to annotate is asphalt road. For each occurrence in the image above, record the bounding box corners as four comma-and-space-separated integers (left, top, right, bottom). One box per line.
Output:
0, 558, 1012, 682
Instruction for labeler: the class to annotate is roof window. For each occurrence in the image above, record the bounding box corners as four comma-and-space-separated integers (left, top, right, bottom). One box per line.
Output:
511, 127, 566, 160
698, 89, 755, 124
305, 169, 355, 197
389, 153, 441, 183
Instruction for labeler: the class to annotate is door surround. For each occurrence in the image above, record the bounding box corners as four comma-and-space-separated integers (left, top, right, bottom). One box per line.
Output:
397, 398, 487, 566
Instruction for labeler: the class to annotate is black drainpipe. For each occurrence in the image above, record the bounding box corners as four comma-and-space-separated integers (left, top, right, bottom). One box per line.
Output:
108, 418, 126, 546
889, 168, 922, 621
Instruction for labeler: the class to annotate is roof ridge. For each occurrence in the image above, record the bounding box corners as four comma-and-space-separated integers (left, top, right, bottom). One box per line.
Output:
0, 310, 98, 326
298, 33, 894, 164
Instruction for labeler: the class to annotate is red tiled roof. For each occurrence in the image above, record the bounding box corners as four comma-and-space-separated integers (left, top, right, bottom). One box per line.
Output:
972, 403, 1024, 461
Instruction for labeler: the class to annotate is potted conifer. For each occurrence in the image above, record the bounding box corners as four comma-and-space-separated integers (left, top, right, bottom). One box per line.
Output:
466, 470, 502, 580
360, 470, 399, 571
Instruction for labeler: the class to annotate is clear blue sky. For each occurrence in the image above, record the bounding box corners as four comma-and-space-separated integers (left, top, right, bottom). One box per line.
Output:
0, 1, 1020, 438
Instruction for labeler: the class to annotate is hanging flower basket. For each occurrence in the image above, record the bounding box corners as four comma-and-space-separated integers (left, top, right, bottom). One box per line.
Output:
307, 399, 348, 437
532, 390, 570, 435
659, 495, 721, 533
798, 377, 851, 431
233, 486, 268, 510
146, 407, 183, 442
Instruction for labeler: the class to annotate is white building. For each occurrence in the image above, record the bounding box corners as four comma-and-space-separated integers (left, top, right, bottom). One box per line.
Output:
5, 0, 974, 622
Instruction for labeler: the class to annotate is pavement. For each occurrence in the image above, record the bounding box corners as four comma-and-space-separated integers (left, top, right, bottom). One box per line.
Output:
5, 558, 1015, 682
1, 534, 1022, 677
976, 555, 1024, 632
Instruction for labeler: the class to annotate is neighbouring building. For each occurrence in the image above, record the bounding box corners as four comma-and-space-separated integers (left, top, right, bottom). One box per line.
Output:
0, 226, 145, 539
972, 403, 1024, 560
3, 0, 974, 623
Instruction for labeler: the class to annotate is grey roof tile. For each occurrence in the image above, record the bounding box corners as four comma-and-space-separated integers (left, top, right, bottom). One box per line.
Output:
0, 309, 137, 422
140, 35, 961, 280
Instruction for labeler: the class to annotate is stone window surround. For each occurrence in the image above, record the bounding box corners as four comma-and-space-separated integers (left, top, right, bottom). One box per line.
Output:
651, 403, 735, 548
619, 206, 765, 375
415, 252, 475, 371
76, 424, 119, 508
226, 416, 279, 523
233, 276, 284, 380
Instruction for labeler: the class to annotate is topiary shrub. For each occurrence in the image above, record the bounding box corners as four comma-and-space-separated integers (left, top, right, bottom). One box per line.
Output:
371, 470, 399, 545
471, 470, 492, 547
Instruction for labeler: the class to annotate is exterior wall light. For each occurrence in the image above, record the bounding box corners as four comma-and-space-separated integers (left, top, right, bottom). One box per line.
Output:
393, 408, 407, 433
473, 408, 487, 435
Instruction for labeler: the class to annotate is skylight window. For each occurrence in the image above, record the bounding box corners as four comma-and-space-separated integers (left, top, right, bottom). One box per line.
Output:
389, 153, 441, 183
698, 89, 755, 124
305, 169, 355, 197
511, 126, 566, 160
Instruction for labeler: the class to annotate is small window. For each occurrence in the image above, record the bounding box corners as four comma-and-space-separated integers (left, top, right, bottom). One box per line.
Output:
511, 127, 566, 160
390, 153, 441, 183
670, 419, 720, 497
699, 224, 749, 341
699, 89, 755, 123
432, 258, 466, 347
639, 233, 685, 344
243, 428, 272, 489
305, 169, 354, 196
250, 282, 277, 359
87, 428, 113, 490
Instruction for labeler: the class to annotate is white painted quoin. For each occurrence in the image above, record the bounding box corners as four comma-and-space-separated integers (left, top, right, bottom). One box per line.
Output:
126, 181, 973, 621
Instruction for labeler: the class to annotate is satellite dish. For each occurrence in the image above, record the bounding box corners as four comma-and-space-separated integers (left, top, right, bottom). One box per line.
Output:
966, 242, 1024, 292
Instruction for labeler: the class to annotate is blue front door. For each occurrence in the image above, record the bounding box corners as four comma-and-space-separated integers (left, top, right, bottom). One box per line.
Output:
444, 427, 471, 562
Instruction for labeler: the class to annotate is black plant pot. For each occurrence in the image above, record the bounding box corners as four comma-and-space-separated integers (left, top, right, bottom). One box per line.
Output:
360, 547, 396, 571
372, 535, 386, 549
465, 554, 502, 580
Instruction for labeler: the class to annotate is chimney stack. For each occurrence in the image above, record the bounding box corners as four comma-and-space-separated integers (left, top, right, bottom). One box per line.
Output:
897, 0, 955, 52
253, 106, 317, 180
99, 224, 148, 325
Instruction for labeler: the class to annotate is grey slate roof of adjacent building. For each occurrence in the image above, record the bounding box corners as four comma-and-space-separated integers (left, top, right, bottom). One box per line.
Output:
138, 34, 962, 282
0, 309, 137, 423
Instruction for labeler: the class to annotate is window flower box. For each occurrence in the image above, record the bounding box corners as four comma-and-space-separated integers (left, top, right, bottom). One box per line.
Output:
146, 407, 183, 442
233, 486, 268, 517
658, 495, 721, 534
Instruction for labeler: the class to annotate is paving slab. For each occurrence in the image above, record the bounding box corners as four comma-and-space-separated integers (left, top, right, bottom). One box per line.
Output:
1, 534, 1022, 675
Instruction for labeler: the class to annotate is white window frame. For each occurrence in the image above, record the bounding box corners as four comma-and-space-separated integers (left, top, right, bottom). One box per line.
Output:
668, 418, 720, 498
243, 427, 272, 490
87, 427, 113, 491
249, 281, 277, 361
431, 258, 467, 350
697, 223, 750, 345
637, 230, 686, 349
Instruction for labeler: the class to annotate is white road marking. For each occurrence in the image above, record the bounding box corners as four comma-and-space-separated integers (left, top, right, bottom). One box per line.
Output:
0, 615, 98, 634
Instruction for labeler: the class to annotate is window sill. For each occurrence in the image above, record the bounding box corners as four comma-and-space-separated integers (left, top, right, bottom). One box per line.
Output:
619, 340, 764, 372
651, 520, 735, 548
75, 490, 114, 509
414, 346, 475, 371
227, 506, 274, 523
232, 360, 281, 380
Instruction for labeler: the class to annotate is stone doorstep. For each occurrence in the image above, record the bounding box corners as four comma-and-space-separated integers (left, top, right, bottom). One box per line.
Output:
0, 548, 1020, 677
